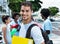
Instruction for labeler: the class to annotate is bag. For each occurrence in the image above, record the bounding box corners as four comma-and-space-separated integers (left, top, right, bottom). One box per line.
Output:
26, 24, 53, 44
46, 30, 50, 35
14, 21, 21, 32
17, 24, 21, 31
47, 40, 53, 44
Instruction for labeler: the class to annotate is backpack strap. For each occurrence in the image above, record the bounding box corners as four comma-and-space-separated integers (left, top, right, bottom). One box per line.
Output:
26, 24, 50, 44
26, 24, 37, 44
26, 24, 44, 38
26, 24, 37, 38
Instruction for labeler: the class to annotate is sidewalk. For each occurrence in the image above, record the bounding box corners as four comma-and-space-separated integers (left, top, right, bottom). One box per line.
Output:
49, 33, 60, 44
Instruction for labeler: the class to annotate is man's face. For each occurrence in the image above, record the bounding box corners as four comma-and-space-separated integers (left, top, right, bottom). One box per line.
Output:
15, 15, 19, 20
20, 6, 33, 21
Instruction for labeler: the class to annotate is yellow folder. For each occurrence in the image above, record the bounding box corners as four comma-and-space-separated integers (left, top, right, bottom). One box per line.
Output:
12, 36, 33, 44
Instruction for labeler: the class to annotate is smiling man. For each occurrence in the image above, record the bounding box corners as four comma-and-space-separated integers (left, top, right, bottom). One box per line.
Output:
19, 1, 45, 44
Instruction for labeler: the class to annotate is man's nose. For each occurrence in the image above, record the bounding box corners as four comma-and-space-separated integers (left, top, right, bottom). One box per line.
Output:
23, 12, 26, 15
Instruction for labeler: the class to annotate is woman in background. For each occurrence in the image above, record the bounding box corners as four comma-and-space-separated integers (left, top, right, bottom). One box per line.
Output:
2, 15, 11, 44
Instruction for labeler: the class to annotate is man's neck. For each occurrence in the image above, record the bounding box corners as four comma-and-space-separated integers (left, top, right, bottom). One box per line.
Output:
22, 19, 32, 24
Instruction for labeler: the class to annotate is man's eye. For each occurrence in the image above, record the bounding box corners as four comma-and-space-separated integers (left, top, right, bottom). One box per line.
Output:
21, 10, 24, 12
26, 10, 29, 12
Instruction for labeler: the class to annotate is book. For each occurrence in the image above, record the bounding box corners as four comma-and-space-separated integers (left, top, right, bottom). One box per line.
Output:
12, 36, 33, 44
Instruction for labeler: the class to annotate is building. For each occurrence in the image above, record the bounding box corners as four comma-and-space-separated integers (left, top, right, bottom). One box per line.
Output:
0, 0, 11, 16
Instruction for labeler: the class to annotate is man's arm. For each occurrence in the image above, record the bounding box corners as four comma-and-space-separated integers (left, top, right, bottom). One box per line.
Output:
31, 26, 45, 44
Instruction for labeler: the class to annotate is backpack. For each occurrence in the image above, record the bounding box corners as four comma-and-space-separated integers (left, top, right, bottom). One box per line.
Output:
26, 24, 53, 44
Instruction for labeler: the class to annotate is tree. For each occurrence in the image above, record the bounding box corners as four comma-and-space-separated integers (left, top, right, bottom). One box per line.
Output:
30, 0, 43, 12
8, 0, 26, 12
9, 0, 26, 3
8, 0, 43, 12
49, 7, 59, 16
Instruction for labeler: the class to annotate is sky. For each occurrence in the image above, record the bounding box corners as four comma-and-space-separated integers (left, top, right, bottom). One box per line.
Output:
40, 0, 60, 11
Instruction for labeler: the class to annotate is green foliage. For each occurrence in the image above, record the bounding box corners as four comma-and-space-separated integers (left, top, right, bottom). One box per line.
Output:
30, 0, 42, 12
8, 0, 26, 12
8, 0, 43, 12
9, 0, 26, 3
49, 7, 59, 16
8, 2, 21, 12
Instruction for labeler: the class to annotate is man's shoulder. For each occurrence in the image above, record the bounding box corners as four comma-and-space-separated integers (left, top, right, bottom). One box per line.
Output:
32, 25, 40, 29
30, 24, 41, 31
44, 19, 50, 24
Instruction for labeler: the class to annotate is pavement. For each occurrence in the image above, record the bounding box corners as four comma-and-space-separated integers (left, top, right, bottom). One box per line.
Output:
50, 22, 60, 44
49, 33, 60, 44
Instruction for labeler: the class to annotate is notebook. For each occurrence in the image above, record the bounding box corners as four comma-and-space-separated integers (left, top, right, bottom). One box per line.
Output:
12, 36, 33, 44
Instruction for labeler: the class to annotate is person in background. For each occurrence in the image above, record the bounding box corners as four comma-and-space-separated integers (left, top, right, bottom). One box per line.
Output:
10, 12, 21, 36
2, 15, 11, 44
40, 8, 52, 36
11, 12, 20, 25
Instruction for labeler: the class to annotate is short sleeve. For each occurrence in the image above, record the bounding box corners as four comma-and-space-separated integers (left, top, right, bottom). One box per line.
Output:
44, 21, 52, 31
31, 26, 44, 44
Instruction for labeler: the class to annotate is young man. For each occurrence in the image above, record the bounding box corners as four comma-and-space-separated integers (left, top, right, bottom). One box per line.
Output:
40, 8, 52, 35
19, 1, 44, 44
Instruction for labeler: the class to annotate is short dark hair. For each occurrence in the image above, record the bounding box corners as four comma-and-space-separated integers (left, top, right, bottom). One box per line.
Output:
12, 12, 20, 19
2, 15, 10, 23
40, 8, 50, 18
21, 1, 32, 10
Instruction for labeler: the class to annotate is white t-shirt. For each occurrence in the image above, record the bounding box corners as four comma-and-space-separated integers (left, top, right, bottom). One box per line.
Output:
19, 21, 44, 44
2, 23, 11, 44
6, 23, 12, 44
